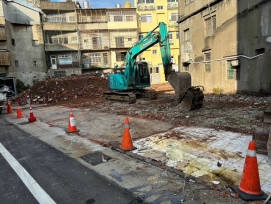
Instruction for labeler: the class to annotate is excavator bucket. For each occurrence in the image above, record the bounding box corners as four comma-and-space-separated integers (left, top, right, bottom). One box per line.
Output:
167, 72, 204, 111
179, 86, 204, 111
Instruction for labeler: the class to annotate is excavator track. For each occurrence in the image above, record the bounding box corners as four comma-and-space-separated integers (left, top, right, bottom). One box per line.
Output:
103, 91, 136, 104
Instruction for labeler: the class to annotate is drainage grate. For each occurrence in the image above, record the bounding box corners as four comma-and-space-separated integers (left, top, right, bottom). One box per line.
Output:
80, 152, 111, 166
18, 122, 30, 125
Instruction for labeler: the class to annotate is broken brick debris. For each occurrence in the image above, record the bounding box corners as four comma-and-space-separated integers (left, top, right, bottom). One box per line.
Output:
12, 74, 109, 105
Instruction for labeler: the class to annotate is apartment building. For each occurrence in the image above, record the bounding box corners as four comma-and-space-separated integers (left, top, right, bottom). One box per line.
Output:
40, 0, 81, 77
134, 0, 179, 84
0, 0, 47, 85
76, 5, 138, 72
178, 0, 271, 94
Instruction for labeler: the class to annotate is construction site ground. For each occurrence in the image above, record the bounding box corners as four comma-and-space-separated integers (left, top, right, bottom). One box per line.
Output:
7, 75, 271, 203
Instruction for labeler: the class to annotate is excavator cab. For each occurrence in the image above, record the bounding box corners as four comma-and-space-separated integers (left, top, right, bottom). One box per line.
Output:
135, 62, 150, 87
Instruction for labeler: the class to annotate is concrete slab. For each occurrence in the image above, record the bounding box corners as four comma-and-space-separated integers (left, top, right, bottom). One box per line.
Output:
132, 126, 271, 194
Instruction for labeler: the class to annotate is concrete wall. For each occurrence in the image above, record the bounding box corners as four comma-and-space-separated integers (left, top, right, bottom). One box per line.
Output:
237, 0, 271, 93
0, 1, 47, 85
47, 68, 82, 78
6, 21, 47, 85
178, 0, 271, 94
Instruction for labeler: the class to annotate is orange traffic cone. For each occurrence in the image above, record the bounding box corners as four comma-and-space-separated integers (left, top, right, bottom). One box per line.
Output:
67, 110, 78, 133
7, 101, 13, 114
17, 105, 23, 118
121, 118, 134, 150
28, 105, 36, 122
231, 141, 267, 201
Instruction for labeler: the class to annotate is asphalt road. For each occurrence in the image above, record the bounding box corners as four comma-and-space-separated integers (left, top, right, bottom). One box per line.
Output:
0, 117, 141, 204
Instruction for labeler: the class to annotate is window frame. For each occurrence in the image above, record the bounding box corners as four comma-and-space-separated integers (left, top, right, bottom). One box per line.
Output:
205, 16, 216, 37
15, 60, 19, 67
157, 5, 164, 10
126, 16, 133, 21
141, 14, 152, 23
89, 53, 102, 63
204, 52, 211, 72
115, 37, 125, 48
184, 29, 190, 42
137, 0, 154, 4
114, 16, 123, 22
170, 13, 178, 22
58, 55, 72, 65
168, 32, 173, 40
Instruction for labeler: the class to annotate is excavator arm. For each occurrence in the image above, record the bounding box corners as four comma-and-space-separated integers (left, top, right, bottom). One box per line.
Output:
105, 22, 204, 110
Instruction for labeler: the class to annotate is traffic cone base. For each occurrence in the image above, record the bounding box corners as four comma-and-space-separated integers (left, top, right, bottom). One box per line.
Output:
231, 141, 267, 201
230, 186, 267, 201
121, 118, 134, 150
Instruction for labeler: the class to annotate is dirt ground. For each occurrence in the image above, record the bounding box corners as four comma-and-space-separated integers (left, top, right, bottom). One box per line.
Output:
13, 74, 271, 135
72, 83, 271, 135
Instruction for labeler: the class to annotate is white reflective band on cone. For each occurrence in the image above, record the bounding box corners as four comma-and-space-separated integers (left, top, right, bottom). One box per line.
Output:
70, 117, 76, 127
247, 150, 256, 157
125, 124, 129, 129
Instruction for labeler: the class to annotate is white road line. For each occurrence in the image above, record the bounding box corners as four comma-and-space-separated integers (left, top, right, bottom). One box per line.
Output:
0, 142, 56, 204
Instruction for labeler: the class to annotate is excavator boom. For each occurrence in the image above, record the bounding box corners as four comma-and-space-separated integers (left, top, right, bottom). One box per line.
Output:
103, 22, 204, 110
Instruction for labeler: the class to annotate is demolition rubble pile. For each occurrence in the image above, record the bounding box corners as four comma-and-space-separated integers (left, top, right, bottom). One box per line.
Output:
12, 74, 109, 105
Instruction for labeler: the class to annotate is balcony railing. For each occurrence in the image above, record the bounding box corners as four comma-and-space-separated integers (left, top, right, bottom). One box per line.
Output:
167, 3, 178, 9
45, 43, 78, 51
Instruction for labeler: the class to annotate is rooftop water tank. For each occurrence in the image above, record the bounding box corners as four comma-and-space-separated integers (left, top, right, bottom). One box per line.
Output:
124, 2, 131, 8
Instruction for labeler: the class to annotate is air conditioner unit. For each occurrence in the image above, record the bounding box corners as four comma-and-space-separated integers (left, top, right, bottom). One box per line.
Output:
169, 39, 174, 44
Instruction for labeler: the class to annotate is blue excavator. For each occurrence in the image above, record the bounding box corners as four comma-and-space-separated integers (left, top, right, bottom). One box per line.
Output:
103, 22, 204, 110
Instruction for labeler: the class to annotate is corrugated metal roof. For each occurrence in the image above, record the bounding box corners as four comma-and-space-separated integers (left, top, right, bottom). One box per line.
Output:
6, 0, 43, 13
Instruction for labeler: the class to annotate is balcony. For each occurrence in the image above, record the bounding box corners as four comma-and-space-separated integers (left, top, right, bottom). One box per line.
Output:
78, 23, 108, 30
137, 4, 155, 11
40, 1, 76, 11
167, 3, 178, 10
43, 22, 77, 31
0, 51, 10, 66
45, 43, 78, 51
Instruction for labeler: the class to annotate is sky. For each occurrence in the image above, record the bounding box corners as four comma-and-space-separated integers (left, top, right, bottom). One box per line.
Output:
51, 0, 134, 8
